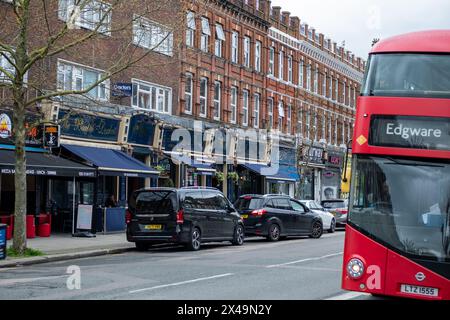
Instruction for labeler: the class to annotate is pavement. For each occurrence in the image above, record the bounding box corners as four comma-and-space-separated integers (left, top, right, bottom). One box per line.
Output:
0, 230, 379, 300
0, 233, 134, 268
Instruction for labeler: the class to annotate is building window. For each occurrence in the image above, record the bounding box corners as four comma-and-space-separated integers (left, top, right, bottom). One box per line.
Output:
305, 106, 310, 139
313, 110, 318, 140
131, 79, 172, 114
300, 24, 306, 36
230, 86, 237, 124
299, 60, 304, 87
243, 36, 251, 68
348, 121, 352, 142
200, 17, 211, 52
57, 60, 108, 101
278, 101, 284, 131
267, 98, 273, 129
306, 63, 311, 91
231, 31, 239, 63
186, 11, 196, 47
279, 50, 284, 80
353, 86, 357, 107
242, 90, 249, 126
314, 64, 318, 93
255, 40, 262, 72
335, 78, 339, 102
253, 93, 260, 128
184, 73, 193, 114
215, 23, 225, 57
298, 104, 303, 136
213, 81, 221, 120
0, 51, 15, 83
329, 75, 333, 99
342, 120, 346, 144
287, 55, 293, 83
58, 0, 111, 34
348, 84, 352, 107
334, 117, 338, 145
133, 16, 173, 56
322, 114, 326, 140
199, 77, 208, 117
287, 104, 292, 135
268, 46, 275, 75
322, 71, 327, 97
328, 114, 332, 143
343, 81, 346, 105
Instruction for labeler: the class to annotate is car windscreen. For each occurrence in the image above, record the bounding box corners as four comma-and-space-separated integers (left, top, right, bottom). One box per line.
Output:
134, 191, 178, 214
234, 197, 263, 211
322, 201, 345, 209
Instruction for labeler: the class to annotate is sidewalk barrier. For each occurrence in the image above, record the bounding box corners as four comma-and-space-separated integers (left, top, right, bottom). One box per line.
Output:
103, 207, 126, 234
26, 215, 36, 239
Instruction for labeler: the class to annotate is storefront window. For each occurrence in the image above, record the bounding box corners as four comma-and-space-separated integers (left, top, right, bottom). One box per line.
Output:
300, 168, 314, 200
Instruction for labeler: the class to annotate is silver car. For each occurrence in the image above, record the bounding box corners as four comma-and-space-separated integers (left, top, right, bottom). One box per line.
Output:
320, 199, 349, 227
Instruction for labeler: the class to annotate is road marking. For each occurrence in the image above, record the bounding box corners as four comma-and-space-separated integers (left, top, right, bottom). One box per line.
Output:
129, 273, 234, 294
266, 252, 343, 268
325, 291, 370, 300
0, 275, 67, 286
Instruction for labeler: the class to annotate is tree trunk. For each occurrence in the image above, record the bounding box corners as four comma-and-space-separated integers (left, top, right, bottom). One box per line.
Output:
12, 101, 27, 255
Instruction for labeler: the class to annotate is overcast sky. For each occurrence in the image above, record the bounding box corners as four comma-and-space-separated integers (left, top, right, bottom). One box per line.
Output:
270, 0, 450, 59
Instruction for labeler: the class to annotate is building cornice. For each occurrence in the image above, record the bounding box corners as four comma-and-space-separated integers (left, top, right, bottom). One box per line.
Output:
269, 27, 364, 83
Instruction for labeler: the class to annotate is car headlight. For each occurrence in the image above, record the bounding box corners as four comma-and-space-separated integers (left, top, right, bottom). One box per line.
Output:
346, 258, 365, 279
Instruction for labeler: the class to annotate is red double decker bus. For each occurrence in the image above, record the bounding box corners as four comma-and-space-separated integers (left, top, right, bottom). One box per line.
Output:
342, 30, 450, 300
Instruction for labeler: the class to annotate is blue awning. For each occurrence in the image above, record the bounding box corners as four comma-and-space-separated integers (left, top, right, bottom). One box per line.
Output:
240, 163, 300, 183
62, 144, 159, 178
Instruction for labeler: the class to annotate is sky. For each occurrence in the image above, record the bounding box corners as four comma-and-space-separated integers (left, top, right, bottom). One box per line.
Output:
270, 0, 450, 59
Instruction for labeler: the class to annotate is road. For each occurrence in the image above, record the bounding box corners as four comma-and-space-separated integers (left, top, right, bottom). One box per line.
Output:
0, 230, 377, 300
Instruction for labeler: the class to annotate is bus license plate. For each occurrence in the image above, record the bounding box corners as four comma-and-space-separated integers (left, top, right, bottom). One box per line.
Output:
400, 284, 438, 297
145, 224, 162, 230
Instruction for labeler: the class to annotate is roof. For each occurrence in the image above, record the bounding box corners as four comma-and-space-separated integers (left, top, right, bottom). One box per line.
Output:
371, 30, 450, 54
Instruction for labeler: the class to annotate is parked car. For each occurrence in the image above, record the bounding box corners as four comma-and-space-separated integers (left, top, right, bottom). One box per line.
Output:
300, 200, 336, 233
126, 187, 245, 251
234, 194, 323, 241
320, 199, 349, 227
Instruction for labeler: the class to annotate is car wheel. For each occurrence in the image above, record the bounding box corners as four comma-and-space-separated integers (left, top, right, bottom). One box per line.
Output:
135, 242, 150, 251
267, 223, 281, 242
186, 227, 201, 251
231, 224, 245, 246
328, 219, 336, 233
310, 221, 323, 239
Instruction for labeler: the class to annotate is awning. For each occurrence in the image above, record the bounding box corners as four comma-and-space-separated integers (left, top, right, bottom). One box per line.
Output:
0, 149, 96, 177
62, 144, 159, 178
240, 163, 300, 183
184, 159, 216, 176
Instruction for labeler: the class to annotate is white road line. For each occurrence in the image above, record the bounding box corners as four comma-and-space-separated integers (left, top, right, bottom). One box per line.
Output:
0, 275, 67, 286
129, 273, 234, 294
266, 252, 343, 268
325, 291, 370, 300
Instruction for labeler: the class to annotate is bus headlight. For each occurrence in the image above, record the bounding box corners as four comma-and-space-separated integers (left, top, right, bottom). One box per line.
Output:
347, 258, 365, 279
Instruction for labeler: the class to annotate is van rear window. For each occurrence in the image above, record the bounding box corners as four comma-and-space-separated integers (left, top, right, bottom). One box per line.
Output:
322, 201, 346, 209
135, 191, 177, 213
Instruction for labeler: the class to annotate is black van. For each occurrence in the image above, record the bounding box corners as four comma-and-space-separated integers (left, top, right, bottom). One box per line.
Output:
126, 187, 245, 251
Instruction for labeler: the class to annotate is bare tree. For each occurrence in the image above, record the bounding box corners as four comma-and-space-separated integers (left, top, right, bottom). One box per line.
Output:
0, 0, 191, 254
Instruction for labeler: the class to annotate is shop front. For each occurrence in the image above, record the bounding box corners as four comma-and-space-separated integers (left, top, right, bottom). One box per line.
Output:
322, 149, 345, 201
298, 143, 326, 201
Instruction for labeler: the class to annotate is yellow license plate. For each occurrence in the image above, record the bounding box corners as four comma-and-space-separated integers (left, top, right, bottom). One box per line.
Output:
145, 224, 162, 230
241, 215, 249, 219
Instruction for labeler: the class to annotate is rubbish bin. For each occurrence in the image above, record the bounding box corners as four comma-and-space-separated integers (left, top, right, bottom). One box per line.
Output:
0, 224, 6, 260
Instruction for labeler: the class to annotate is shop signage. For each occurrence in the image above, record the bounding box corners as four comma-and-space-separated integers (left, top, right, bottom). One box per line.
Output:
76, 204, 93, 230
58, 110, 120, 142
302, 146, 324, 165
0, 113, 12, 139
0, 112, 44, 147
43, 124, 60, 148
127, 114, 155, 146
370, 115, 450, 151
112, 83, 132, 97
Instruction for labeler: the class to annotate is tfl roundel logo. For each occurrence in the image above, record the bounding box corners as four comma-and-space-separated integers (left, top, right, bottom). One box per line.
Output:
415, 272, 426, 282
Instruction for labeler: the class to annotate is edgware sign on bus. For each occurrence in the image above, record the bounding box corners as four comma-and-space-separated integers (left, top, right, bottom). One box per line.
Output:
369, 115, 450, 151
